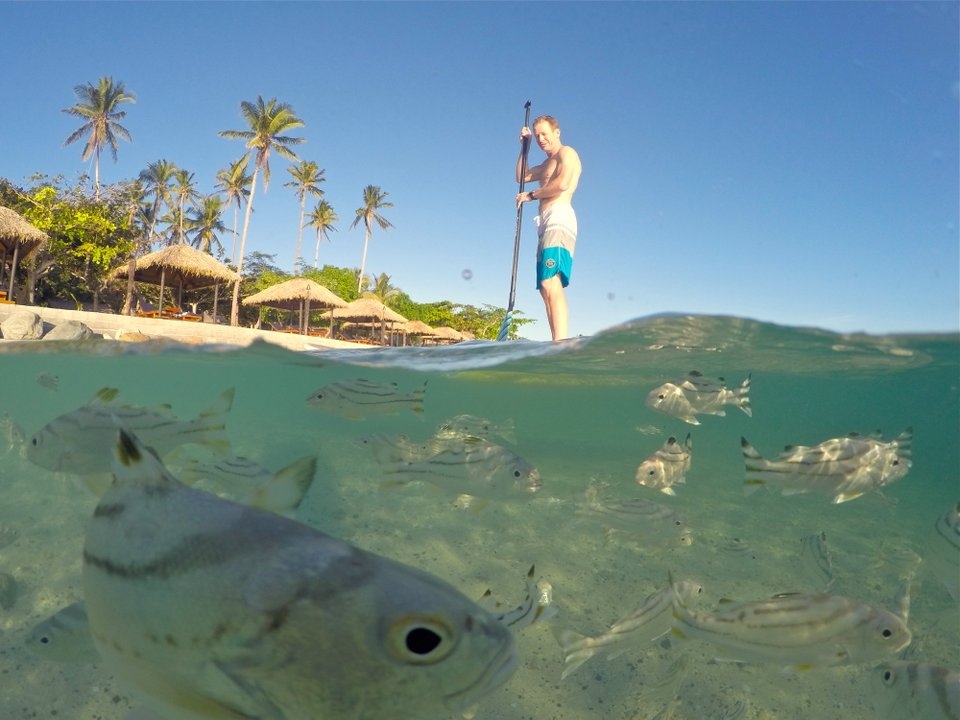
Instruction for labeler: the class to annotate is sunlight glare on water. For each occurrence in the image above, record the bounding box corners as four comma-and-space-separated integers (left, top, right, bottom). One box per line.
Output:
0, 314, 957, 720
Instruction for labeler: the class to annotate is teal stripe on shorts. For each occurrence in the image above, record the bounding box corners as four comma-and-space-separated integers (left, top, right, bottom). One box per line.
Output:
537, 247, 574, 289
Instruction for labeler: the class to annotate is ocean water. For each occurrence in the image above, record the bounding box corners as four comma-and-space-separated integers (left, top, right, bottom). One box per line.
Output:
0, 313, 957, 720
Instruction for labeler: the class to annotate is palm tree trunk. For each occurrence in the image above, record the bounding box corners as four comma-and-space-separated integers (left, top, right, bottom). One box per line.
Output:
294, 196, 305, 274
231, 169, 259, 326
314, 228, 321, 269
357, 228, 371, 292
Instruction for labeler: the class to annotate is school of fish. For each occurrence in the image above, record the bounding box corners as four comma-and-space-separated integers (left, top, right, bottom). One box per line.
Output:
7, 357, 955, 720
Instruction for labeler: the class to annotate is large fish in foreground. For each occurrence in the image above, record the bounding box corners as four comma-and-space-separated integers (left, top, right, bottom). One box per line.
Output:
875, 661, 960, 720
669, 579, 911, 670
83, 430, 517, 720
742, 428, 912, 504
645, 371, 751, 425
25, 387, 234, 475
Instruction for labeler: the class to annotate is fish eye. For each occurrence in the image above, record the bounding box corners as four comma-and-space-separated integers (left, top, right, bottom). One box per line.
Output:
881, 628, 893, 638
513, 469, 522, 478
892, 460, 899, 466
881, 668, 896, 685
658, 393, 665, 399
386, 616, 456, 665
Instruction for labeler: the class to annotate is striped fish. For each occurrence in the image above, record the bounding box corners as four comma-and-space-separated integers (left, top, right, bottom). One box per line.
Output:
25, 387, 234, 475
365, 433, 542, 500
669, 580, 911, 669
742, 428, 912, 503
25, 601, 97, 664
798, 531, 835, 589
635, 434, 692, 496
576, 494, 693, 547
554, 579, 703, 679
305, 378, 426, 419
83, 429, 517, 720
174, 453, 318, 515
478, 565, 557, 632
645, 371, 751, 426
929, 500, 960, 602
876, 661, 960, 720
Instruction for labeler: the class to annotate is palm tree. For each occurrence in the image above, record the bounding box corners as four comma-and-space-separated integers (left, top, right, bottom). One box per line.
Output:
170, 168, 200, 244
215, 156, 253, 265
119, 179, 147, 315
62, 76, 135, 198
362, 272, 400, 306
139, 159, 177, 246
350, 185, 394, 293
189, 195, 227, 255
304, 199, 339, 269
284, 160, 326, 274
219, 96, 305, 326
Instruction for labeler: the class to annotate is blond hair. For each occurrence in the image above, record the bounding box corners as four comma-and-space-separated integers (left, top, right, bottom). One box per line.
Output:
533, 115, 560, 131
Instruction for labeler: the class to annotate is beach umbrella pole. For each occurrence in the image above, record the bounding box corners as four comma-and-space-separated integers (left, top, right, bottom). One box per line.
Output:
497, 100, 532, 342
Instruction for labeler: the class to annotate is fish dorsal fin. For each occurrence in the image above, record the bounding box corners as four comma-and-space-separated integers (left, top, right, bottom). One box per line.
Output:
112, 429, 178, 491
89, 387, 121, 406
683, 433, 692, 448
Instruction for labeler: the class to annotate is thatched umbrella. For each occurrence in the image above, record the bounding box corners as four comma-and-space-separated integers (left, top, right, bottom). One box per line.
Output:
405, 319, 438, 336
0, 206, 49, 302
242, 277, 348, 335
432, 326, 465, 344
110, 243, 239, 318
325, 297, 408, 344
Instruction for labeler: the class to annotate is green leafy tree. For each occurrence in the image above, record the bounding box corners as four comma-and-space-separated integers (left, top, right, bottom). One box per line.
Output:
350, 184, 393, 292
302, 265, 358, 304
219, 96, 305, 325
284, 160, 326, 273
62, 76, 135, 198
362, 272, 400, 306
303, 199, 338, 269
215, 156, 253, 265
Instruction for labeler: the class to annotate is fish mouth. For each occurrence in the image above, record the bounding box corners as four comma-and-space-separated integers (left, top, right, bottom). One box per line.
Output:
444, 639, 519, 711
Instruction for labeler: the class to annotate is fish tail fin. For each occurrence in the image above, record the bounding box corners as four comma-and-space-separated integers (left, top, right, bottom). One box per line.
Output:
896, 426, 913, 461
736, 374, 752, 417
741, 436, 767, 495
111, 428, 178, 490
244, 455, 317, 513
552, 627, 596, 680
189, 388, 235, 455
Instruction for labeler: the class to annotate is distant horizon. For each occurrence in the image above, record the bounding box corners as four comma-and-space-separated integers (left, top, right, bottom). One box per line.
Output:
1, 2, 956, 340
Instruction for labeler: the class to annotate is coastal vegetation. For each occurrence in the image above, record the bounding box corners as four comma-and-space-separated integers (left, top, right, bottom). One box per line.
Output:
1, 78, 530, 339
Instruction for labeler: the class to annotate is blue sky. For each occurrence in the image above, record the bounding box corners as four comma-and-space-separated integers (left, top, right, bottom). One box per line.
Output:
1, 1, 957, 341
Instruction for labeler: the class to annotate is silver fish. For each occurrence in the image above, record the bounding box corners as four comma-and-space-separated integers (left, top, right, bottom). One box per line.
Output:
305, 378, 426, 419
174, 453, 318, 515
669, 581, 911, 669
35, 372, 59, 391
478, 565, 557, 632
83, 429, 517, 720
367, 433, 542, 500
876, 661, 960, 720
25, 387, 234, 475
798, 531, 835, 589
435, 414, 516, 444
635, 434, 692, 496
645, 371, 752, 425
929, 500, 960, 602
25, 601, 97, 664
742, 428, 912, 503
576, 494, 693, 548
555, 579, 703, 679
0, 411, 25, 458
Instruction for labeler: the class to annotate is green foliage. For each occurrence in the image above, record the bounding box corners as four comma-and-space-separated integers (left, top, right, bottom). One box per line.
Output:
303, 265, 359, 303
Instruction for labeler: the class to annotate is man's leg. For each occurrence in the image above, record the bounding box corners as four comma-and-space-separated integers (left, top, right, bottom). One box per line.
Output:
539, 274, 568, 341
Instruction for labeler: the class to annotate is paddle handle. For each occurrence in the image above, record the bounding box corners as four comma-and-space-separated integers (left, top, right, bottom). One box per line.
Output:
506, 101, 533, 312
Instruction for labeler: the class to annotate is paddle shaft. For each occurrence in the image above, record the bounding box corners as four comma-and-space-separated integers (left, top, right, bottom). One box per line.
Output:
505, 101, 533, 318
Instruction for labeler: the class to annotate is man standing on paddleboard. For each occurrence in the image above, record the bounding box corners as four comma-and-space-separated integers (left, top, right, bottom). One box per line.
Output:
516, 115, 582, 341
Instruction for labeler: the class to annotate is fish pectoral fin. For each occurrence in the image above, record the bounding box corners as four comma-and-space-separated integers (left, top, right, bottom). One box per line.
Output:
681, 416, 701, 426
79, 473, 115, 497
831, 491, 865, 504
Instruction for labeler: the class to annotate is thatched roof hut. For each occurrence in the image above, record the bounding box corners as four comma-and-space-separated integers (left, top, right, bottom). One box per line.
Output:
404, 319, 438, 336
110, 244, 240, 317
243, 278, 348, 335
0, 206, 49, 301
323, 297, 408, 345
